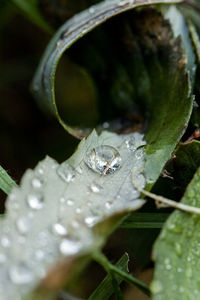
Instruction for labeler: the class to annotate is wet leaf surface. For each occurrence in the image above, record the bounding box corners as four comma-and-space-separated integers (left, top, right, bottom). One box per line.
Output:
153, 166, 200, 300
0, 130, 146, 299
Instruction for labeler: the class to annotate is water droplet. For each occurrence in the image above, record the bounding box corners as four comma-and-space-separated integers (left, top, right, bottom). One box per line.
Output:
150, 280, 163, 294
52, 223, 67, 236
118, 0, 135, 7
177, 267, 183, 273
105, 201, 112, 209
16, 217, 31, 234
27, 194, 44, 210
167, 223, 182, 234
1, 236, 11, 248
67, 199, 74, 206
89, 6, 96, 14
164, 258, 172, 270
103, 122, 110, 129
125, 137, 136, 151
90, 182, 102, 193
57, 40, 62, 47
134, 149, 143, 160
31, 178, 43, 189
9, 263, 34, 285
38, 167, 44, 175
76, 208, 82, 214
76, 166, 83, 174
85, 216, 98, 227
57, 162, 75, 183
59, 238, 82, 256
84, 145, 121, 175
175, 242, 182, 257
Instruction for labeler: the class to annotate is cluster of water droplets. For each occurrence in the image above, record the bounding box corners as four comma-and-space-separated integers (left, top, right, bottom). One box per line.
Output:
0, 130, 146, 299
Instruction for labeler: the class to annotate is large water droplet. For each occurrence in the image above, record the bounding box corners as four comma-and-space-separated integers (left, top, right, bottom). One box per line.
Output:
52, 223, 67, 236
27, 194, 44, 210
59, 238, 82, 256
84, 145, 121, 175
9, 263, 34, 285
57, 162, 75, 183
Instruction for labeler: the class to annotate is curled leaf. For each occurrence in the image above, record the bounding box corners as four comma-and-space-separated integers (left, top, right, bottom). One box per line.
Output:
32, 0, 182, 138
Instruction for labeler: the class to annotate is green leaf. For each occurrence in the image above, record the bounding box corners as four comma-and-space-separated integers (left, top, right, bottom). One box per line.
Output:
88, 253, 129, 300
120, 213, 169, 229
152, 166, 200, 300
12, 0, 53, 33
138, 10, 194, 186
0, 130, 146, 299
0, 165, 17, 195
32, 0, 182, 139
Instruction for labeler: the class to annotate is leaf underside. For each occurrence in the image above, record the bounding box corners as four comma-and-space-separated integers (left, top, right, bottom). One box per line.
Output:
0, 130, 146, 300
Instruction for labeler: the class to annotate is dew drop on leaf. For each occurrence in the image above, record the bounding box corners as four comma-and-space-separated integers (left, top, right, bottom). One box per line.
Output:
66, 199, 74, 206
84, 145, 121, 175
59, 238, 82, 256
26, 194, 44, 210
9, 263, 34, 285
31, 178, 43, 189
84, 216, 99, 227
16, 217, 31, 234
90, 182, 102, 193
57, 162, 75, 183
175, 242, 182, 257
52, 223, 67, 236
1, 236, 11, 248
125, 137, 136, 151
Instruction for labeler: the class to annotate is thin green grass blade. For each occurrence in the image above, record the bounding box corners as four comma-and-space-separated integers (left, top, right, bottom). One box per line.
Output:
120, 213, 169, 229
93, 251, 151, 297
0, 165, 17, 195
88, 253, 128, 300
12, 0, 53, 33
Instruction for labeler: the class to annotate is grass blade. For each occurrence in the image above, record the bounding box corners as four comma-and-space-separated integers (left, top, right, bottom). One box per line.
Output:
0, 165, 17, 195
120, 213, 169, 229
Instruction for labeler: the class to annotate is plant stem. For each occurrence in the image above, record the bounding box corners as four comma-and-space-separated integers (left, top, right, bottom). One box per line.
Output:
140, 189, 200, 215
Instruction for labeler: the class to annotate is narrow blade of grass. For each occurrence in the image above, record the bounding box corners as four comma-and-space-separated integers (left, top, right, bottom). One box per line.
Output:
0, 165, 17, 195
12, 0, 53, 33
120, 213, 169, 229
88, 253, 128, 300
92, 252, 151, 297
